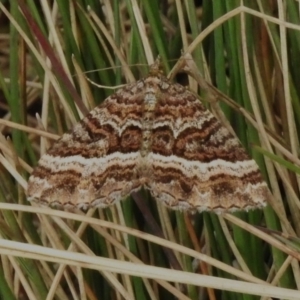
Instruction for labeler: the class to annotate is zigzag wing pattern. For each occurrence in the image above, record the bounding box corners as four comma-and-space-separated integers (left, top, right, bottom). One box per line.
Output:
27, 62, 269, 212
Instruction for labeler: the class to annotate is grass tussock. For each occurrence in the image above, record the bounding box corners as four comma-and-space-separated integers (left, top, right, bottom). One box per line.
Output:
0, 1, 300, 299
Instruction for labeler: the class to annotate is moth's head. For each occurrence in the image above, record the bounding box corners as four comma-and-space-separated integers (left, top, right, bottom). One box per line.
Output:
148, 56, 164, 77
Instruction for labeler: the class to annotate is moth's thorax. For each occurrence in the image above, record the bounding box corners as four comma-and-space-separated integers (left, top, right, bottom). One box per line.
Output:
140, 76, 170, 157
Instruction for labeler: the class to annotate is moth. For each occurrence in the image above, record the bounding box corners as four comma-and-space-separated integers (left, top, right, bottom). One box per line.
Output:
27, 59, 269, 212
